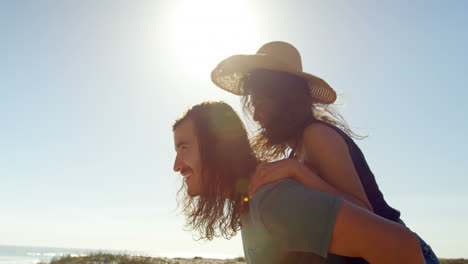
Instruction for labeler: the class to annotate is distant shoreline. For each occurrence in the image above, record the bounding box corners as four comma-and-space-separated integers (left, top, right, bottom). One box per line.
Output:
1, 245, 466, 264
38, 253, 247, 264
0, 245, 243, 264
39, 253, 467, 264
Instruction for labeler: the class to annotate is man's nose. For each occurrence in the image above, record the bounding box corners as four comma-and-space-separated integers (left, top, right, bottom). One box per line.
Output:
173, 154, 183, 172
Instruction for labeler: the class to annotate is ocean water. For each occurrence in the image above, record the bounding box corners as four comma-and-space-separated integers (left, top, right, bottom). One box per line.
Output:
0, 245, 131, 264
0, 245, 238, 263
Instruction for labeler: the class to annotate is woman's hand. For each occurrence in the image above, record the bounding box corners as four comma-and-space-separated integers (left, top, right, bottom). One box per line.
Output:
248, 159, 314, 199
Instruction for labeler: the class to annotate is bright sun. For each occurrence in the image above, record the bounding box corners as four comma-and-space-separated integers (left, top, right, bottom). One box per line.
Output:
167, 0, 262, 79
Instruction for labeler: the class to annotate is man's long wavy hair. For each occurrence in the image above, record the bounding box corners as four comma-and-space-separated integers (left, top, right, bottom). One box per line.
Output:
241, 69, 364, 160
173, 101, 257, 240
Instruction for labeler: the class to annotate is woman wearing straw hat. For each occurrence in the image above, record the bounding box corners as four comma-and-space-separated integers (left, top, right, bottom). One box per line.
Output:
211, 41, 439, 264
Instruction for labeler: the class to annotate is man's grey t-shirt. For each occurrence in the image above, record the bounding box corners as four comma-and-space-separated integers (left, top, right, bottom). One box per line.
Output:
241, 179, 346, 264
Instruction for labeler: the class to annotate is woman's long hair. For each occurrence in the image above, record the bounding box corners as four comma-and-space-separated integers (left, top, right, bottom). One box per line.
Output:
241, 69, 364, 160
173, 101, 257, 240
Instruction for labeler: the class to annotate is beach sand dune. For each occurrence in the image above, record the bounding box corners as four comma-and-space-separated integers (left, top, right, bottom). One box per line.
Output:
40, 253, 246, 264
40, 253, 466, 264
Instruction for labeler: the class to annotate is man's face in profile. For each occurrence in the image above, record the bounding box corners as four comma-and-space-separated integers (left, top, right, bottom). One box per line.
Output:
173, 119, 203, 197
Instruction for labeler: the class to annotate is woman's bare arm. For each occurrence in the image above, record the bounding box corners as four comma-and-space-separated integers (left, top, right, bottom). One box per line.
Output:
249, 159, 373, 210
301, 123, 373, 211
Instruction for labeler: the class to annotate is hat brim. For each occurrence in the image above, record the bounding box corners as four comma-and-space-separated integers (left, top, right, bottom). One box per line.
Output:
211, 54, 337, 104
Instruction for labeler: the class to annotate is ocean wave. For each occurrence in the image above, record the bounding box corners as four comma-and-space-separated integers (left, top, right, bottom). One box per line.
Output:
26, 252, 64, 257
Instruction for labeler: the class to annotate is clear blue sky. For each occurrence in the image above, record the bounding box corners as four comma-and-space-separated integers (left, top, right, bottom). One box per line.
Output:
1, 0, 467, 259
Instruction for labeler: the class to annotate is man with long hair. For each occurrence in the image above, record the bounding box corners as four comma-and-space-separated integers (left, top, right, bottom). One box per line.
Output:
172, 101, 424, 264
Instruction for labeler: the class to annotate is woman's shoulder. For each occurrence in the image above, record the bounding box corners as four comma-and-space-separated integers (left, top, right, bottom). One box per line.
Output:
301, 121, 350, 158
302, 121, 343, 142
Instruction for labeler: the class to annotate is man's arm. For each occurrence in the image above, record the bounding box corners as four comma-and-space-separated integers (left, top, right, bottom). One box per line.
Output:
329, 200, 424, 264
254, 179, 424, 264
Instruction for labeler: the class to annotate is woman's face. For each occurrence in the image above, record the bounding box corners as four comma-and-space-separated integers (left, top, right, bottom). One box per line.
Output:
251, 92, 276, 128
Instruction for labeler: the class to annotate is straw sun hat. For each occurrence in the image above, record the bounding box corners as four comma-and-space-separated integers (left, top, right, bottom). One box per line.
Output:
211, 41, 337, 104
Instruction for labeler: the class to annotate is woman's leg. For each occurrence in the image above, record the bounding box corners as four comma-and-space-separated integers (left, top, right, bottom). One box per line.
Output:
418, 235, 440, 264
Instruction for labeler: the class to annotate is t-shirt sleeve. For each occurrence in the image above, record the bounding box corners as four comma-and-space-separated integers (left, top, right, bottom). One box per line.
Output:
253, 179, 343, 258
